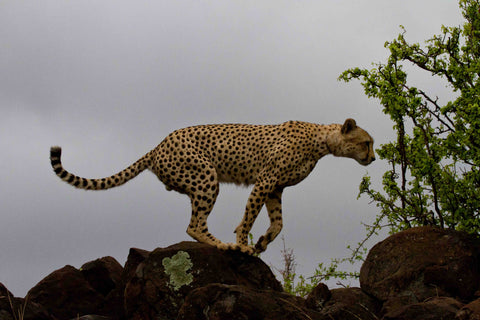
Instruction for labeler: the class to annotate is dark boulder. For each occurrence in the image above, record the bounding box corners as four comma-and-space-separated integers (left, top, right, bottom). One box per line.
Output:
0, 282, 52, 320
383, 296, 463, 320
177, 283, 322, 320
305, 283, 331, 311
68, 316, 113, 320
320, 287, 380, 320
27, 257, 124, 320
121, 248, 150, 283
11, 225, 480, 320
99, 248, 150, 320
360, 226, 480, 306
124, 241, 282, 320
27, 265, 105, 320
80, 256, 125, 319
456, 298, 480, 320
80, 256, 123, 296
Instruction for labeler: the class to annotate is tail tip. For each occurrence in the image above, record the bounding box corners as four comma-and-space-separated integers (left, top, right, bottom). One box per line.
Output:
50, 146, 62, 157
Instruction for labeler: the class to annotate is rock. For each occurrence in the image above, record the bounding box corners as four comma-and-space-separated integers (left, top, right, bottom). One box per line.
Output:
26, 257, 126, 320
101, 248, 150, 320
0, 282, 52, 320
305, 283, 331, 311
122, 248, 150, 283
320, 287, 381, 320
383, 297, 463, 320
305, 284, 382, 320
0, 283, 13, 298
80, 256, 123, 296
80, 256, 125, 319
124, 241, 282, 320
177, 283, 322, 320
13, 226, 480, 320
360, 226, 480, 305
456, 298, 480, 320
27, 265, 105, 320
68, 316, 113, 320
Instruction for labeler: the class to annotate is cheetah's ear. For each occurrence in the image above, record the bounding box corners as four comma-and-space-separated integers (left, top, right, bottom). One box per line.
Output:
341, 118, 357, 134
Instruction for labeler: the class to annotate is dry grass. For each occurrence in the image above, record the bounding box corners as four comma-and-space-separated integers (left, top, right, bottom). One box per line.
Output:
6, 292, 28, 320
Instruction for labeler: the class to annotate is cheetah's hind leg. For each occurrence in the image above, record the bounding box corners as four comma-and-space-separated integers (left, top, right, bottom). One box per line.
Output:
187, 203, 255, 255
186, 186, 227, 250
183, 170, 246, 253
186, 196, 255, 255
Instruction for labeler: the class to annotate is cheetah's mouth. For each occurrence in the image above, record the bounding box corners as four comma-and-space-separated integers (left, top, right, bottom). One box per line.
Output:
359, 155, 375, 166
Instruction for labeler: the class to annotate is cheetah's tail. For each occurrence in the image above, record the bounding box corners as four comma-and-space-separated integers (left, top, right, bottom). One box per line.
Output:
50, 146, 151, 190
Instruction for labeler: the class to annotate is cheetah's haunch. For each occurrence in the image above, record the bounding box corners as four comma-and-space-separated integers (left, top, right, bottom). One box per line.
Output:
50, 119, 375, 254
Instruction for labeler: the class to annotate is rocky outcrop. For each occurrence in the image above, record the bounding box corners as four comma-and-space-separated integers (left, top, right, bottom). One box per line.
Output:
318, 287, 381, 320
80, 256, 123, 296
301, 226, 480, 320
0, 282, 52, 320
456, 298, 480, 320
382, 296, 463, 320
27, 265, 107, 320
2, 226, 480, 319
305, 282, 331, 311
177, 283, 321, 320
361, 226, 480, 315
123, 241, 283, 320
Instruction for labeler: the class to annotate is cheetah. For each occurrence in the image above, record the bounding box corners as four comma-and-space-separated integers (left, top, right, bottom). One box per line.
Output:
50, 119, 375, 254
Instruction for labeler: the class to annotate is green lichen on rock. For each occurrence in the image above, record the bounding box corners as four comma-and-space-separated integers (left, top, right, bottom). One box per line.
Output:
162, 251, 194, 291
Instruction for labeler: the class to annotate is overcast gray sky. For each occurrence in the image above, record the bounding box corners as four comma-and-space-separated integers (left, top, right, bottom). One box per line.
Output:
1, 1, 463, 296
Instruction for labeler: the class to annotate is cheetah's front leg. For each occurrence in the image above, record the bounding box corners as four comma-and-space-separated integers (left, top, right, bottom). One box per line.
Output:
234, 179, 276, 254
254, 188, 284, 253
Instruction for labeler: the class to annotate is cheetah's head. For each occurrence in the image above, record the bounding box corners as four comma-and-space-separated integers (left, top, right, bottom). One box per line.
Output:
327, 118, 375, 166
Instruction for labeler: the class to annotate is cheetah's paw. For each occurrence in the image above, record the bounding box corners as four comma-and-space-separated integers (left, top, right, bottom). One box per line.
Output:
215, 242, 231, 251
254, 236, 268, 253
233, 243, 255, 255
216, 243, 255, 255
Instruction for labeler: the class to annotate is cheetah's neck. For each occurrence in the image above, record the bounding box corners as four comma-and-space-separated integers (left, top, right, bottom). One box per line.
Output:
324, 124, 344, 157
311, 123, 341, 160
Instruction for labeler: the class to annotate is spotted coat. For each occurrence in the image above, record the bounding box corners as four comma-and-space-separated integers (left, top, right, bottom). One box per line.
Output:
50, 119, 375, 254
